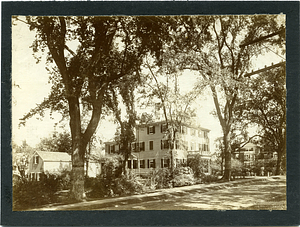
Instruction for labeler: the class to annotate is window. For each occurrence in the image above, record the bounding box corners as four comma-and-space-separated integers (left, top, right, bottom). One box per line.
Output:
36, 172, 40, 181
148, 159, 156, 168
204, 131, 208, 138
161, 123, 167, 133
198, 130, 202, 137
131, 142, 136, 152
140, 142, 145, 151
183, 141, 188, 150
31, 172, 41, 181
191, 128, 196, 136
110, 145, 115, 153
149, 141, 153, 150
182, 126, 186, 134
175, 140, 179, 149
161, 159, 170, 168
133, 160, 138, 169
127, 160, 132, 169
203, 144, 209, 151
34, 155, 39, 164
161, 140, 169, 149
147, 125, 155, 134
191, 142, 195, 151
140, 160, 145, 168
106, 144, 111, 154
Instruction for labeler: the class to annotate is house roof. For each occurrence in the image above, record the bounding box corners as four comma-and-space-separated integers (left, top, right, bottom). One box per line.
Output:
244, 143, 259, 148
137, 120, 210, 132
34, 151, 71, 162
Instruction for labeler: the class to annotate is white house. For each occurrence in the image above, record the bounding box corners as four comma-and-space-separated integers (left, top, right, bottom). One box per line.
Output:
105, 121, 211, 174
28, 151, 101, 180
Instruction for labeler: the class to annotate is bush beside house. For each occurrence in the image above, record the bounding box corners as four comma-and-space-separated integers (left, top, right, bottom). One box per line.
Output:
13, 170, 71, 210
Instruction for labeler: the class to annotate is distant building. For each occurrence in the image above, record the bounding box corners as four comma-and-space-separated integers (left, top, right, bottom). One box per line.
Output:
233, 142, 277, 168
28, 151, 72, 181
28, 151, 101, 180
105, 121, 211, 174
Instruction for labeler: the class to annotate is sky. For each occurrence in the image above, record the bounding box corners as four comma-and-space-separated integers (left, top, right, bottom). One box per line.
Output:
11, 16, 285, 152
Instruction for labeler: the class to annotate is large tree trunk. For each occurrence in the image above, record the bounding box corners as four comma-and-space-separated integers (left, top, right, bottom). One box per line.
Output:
68, 96, 86, 201
223, 131, 232, 181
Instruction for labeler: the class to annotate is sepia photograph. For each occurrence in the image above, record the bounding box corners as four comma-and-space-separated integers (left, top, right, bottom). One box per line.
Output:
11, 14, 288, 212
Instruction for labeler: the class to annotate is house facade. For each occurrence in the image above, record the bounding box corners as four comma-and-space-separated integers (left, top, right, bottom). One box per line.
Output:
105, 121, 211, 175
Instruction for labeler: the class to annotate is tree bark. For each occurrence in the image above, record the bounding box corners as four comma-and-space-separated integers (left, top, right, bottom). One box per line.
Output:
68, 96, 86, 201
223, 130, 232, 181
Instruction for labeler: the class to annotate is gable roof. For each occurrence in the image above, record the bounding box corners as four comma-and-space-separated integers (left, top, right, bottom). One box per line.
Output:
34, 151, 71, 162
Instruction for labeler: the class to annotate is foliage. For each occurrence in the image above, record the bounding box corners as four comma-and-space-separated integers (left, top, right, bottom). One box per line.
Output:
235, 66, 286, 175
99, 154, 124, 181
171, 15, 285, 180
187, 154, 209, 179
251, 159, 277, 176
147, 168, 173, 189
87, 155, 144, 197
13, 170, 71, 210
36, 131, 72, 154
12, 140, 34, 178
139, 56, 201, 171
231, 158, 244, 173
113, 172, 145, 196
16, 15, 174, 200
172, 166, 195, 187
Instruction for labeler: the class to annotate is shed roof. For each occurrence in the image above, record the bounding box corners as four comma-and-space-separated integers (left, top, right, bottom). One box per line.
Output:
34, 151, 71, 162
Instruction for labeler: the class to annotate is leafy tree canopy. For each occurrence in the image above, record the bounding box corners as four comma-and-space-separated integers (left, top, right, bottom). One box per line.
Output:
36, 131, 72, 154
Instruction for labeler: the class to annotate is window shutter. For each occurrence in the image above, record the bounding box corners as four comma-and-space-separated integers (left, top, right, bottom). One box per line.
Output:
147, 159, 150, 168
147, 126, 149, 134
153, 159, 156, 168
153, 125, 155, 134
142, 142, 145, 151
161, 159, 163, 168
161, 140, 163, 149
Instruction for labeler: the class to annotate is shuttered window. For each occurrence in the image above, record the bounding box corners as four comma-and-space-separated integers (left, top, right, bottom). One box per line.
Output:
149, 141, 153, 150
148, 125, 155, 134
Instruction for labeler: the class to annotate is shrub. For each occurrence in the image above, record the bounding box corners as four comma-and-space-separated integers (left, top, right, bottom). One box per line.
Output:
147, 168, 173, 190
251, 159, 277, 176
87, 155, 145, 198
13, 172, 65, 210
187, 154, 209, 179
57, 168, 72, 190
172, 167, 195, 187
113, 171, 145, 196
